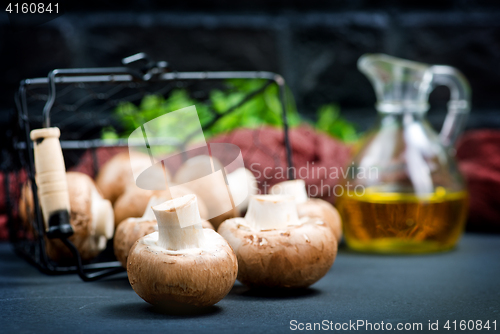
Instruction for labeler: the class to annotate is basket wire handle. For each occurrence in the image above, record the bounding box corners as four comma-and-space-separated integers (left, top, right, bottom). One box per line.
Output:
21, 53, 294, 281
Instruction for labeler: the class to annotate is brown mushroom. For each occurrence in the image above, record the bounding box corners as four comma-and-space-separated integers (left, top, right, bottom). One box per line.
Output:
96, 151, 171, 204
45, 172, 114, 263
127, 194, 237, 307
114, 218, 156, 269
112, 186, 158, 227
218, 195, 337, 288
270, 179, 342, 241
114, 196, 214, 268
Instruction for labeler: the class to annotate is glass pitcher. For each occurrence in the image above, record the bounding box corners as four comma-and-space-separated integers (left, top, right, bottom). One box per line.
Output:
338, 54, 471, 253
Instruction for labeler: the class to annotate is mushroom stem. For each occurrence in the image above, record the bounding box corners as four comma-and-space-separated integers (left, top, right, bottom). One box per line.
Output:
245, 195, 301, 231
92, 196, 114, 239
270, 179, 308, 204
152, 195, 205, 250
89, 187, 114, 253
141, 195, 167, 220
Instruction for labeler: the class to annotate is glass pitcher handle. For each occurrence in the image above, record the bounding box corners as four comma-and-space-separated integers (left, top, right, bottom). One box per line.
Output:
430, 65, 471, 149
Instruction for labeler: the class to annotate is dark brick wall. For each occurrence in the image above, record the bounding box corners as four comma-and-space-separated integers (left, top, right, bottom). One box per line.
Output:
2, 1, 500, 132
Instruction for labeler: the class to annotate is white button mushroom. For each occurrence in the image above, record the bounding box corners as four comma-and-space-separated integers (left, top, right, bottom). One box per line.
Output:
127, 194, 237, 307
218, 195, 337, 288
270, 179, 343, 241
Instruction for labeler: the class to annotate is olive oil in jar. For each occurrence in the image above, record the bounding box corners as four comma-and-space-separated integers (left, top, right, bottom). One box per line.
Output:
338, 187, 468, 253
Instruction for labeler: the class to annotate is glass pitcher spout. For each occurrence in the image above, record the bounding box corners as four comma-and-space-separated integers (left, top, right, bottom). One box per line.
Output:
358, 54, 471, 147
358, 54, 433, 113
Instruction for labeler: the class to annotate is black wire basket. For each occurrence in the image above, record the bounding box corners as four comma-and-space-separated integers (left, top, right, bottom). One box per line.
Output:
6, 53, 294, 281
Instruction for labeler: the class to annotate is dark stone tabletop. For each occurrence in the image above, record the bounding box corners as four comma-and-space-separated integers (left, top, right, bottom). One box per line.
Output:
1, 234, 499, 333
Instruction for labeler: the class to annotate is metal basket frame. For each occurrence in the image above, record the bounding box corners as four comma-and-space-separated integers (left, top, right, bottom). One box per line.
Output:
9, 53, 294, 281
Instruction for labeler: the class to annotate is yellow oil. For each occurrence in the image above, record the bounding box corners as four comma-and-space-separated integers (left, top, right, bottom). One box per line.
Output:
337, 187, 468, 253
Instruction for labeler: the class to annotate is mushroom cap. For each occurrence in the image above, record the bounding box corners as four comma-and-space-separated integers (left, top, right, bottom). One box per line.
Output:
297, 199, 343, 241
114, 218, 157, 268
114, 218, 214, 268
113, 186, 155, 226
47, 172, 94, 262
217, 217, 337, 288
45, 172, 113, 263
67, 171, 94, 218
113, 185, 209, 227
96, 151, 170, 204
127, 229, 238, 307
